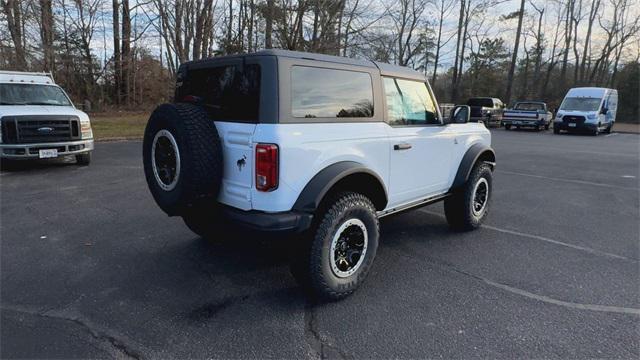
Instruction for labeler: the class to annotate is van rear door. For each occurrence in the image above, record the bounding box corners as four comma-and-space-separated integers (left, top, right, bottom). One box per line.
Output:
176, 57, 270, 210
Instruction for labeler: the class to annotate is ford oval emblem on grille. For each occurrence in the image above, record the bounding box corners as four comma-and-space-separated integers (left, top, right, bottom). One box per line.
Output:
37, 126, 54, 133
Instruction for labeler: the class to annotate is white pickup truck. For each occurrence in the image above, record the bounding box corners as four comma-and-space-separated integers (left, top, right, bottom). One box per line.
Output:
502, 101, 553, 131
0, 71, 94, 164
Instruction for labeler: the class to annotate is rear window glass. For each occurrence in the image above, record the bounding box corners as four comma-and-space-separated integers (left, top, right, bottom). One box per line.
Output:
467, 98, 494, 107
291, 66, 373, 118
176, 64, 260, 123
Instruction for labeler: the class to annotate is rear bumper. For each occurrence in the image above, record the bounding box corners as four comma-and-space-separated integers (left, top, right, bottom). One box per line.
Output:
222, 206, 313, 233
503, 118, 546, 127
1, 139, 94, 159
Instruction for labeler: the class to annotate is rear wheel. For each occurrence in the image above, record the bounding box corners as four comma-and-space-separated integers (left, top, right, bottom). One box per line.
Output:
292, 192, 379, 300
504, 124, 511, 130
544, 123, 550, 130
444, 163, 492, 231
76, 152, 91, 166
553, 127, 560, 134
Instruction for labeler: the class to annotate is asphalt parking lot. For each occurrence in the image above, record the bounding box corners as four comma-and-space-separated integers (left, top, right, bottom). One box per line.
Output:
1, 129, 639, 359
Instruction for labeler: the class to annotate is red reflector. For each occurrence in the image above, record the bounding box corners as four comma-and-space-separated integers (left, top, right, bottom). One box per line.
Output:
255, 144, 278, 192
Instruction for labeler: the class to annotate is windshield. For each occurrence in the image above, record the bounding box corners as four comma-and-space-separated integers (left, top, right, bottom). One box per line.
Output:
467, 98, 494, 107
515, 102, 544, 111
559, 97, 601, 112
0, 83, 72, 106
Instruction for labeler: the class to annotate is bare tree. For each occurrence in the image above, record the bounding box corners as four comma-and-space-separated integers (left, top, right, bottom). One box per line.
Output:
504, 0, 525, 105
39, 0, 54, 72
2, 0, 27, 69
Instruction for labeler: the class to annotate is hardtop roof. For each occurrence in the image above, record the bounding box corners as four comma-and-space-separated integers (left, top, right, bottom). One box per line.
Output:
182, 49, 427, 81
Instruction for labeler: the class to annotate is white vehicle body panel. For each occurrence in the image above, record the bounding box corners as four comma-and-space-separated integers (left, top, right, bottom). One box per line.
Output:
215, 120, 490, 213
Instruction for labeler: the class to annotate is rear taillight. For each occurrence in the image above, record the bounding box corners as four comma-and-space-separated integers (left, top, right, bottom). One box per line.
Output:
255, 143, 278, 192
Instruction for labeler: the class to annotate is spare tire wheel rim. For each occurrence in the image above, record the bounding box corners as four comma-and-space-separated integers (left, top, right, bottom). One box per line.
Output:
151, 129, 181, 191
472, 177, 489, 217
330, 218, 368, 278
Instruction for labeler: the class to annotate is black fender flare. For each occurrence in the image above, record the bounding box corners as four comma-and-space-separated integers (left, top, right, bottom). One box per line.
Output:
450, 143, 496, 191
292, 161, 388, 213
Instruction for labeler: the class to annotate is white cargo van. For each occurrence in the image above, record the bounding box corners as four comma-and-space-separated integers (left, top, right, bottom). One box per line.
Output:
553, 87, 618, 135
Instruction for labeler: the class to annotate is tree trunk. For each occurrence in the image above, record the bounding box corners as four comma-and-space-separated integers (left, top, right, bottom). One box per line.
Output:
2, 0, 27, 69
112, 0, 121, 104
505, 0, 525, 105
122, 0, 131, 104
39, 0, 54, 72
265, 0, 274, 48
451, 0, 465, 103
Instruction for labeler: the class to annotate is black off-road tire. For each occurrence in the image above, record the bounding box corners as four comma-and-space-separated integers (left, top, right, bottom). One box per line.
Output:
143, 103, 223, 216
292, 192, 379, 301
76, 152, 91, 166
444, 163, 493, 231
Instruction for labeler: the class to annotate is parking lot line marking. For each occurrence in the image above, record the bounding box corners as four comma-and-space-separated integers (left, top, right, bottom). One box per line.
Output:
482, 277, 640, 315
417, 209, 634, 261
496, 170, 638, 191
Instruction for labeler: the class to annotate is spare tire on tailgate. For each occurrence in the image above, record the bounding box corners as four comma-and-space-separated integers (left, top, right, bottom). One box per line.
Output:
143, 103, 223, 216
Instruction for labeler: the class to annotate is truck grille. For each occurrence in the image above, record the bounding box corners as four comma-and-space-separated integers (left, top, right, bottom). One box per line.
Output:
1, 116, 80, 144
562, 115, 585, 124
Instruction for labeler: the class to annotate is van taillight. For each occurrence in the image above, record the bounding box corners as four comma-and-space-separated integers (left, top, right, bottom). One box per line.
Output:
255, 143, 278, 192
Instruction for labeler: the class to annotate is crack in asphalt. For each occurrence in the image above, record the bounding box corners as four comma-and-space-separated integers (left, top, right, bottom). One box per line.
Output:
304, 301, 352, 359
1, 304, 145, 359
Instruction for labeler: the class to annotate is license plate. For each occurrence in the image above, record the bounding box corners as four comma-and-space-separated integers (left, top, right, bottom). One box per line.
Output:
39, 149, 58, 158
568, 123, 577, 128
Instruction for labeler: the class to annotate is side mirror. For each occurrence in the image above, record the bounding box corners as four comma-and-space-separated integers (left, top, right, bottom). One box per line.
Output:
449, 105, 470, 124
600, 107, 608, 115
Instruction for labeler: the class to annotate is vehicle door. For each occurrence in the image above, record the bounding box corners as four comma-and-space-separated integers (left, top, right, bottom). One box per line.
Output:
384, 77, 456, 207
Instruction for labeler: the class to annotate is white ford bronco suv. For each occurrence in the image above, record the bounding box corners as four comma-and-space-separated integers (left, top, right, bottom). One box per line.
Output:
0, 71, 93, 164
143, 50, 495, 300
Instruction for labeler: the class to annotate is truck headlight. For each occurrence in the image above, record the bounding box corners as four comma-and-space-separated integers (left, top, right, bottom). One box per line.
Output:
81, 121, 93, 139
586, 113, 598, 120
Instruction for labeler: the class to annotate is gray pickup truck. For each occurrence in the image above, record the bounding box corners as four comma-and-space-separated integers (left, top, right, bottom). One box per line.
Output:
502, 101, 553, 131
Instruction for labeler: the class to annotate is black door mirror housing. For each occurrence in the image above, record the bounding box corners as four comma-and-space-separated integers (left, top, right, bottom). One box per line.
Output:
448, 105, 470, 124
600, 107, 608, 115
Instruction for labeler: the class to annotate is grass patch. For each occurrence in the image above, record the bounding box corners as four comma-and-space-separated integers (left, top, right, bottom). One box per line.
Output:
90, 112, 149, 140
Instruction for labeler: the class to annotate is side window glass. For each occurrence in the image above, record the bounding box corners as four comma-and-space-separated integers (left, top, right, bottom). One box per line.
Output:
383, 77, 439, 125
291, 66, 373, 118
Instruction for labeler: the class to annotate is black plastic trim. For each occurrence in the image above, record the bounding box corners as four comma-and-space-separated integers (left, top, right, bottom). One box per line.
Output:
222, 205, 313, 233
292, 161, 388, 213
450, 143, 496, 190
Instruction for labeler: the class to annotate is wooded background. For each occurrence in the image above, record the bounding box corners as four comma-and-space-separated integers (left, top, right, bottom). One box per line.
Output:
1, 0, 638, 121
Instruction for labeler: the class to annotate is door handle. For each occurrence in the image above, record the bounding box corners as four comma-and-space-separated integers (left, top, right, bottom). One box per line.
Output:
394, 143, 412, 150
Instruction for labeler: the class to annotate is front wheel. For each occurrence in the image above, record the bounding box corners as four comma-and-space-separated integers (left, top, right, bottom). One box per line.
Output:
504, 124, 511, 130
293, 192, 379, 300
444, 163, 492, 231
544, 123, 550, 130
